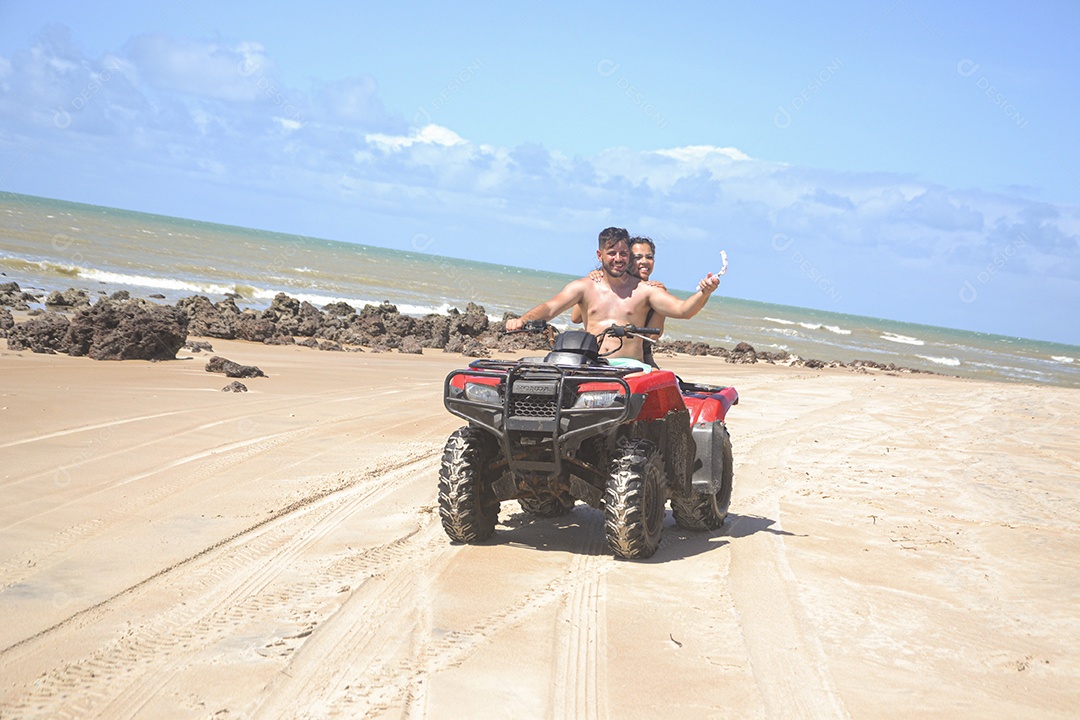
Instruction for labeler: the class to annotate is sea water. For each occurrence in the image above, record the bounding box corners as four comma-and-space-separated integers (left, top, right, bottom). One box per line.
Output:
2, 191, 1078, 389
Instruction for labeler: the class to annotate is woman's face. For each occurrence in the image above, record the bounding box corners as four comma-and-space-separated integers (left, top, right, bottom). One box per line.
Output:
630, 243, 655, 280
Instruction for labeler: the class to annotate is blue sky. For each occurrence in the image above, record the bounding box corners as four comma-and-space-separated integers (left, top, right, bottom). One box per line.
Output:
0, 1, 1077, 344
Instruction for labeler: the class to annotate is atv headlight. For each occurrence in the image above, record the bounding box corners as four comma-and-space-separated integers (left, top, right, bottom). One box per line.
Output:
573, 390, 623, 408
464, 382, 500, 404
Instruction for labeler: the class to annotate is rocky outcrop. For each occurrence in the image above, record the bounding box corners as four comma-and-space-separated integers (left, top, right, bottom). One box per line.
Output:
176, 295, 236, 339
7, 313, 72, 353
45, 288, 91, 309
4, 284, 940, 377
66, 299, 188, 360
233, 314, 278, 343
0, 281, 40, 310
222, 380, 248, 392
398, 336, 424, 354
262, 293, 322, 337
729, 342, 757, 364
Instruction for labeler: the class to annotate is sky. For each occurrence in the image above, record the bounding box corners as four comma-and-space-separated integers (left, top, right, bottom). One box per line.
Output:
0, 1, 1077, 345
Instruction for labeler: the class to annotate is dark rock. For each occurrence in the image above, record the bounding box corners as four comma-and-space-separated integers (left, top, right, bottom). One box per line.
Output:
351, 301, 418, 343
329, 329, 365, 346
452, 303, 489, 336
804, 358, 826, 369
298, 337, 319, 348
443, 335, 464, 354
398, 336, 424, 354
263, 335, 295, 345
0, 307, 12, 337
323, 301, 355, 316
462, 338, 490, 358
222, 380, 248, 392
416, 314, 450, 348
258, 294, 324, 338
176, 295, 236, 339
204, 355, 228, 373
707, 346, 730, 359
729, 341, 758, 364
318, 340, 343, 352
184, 340, 215, 353
45, 288, 91, 309
110, 290, 131, 301
233, 315, 277, 343
66, 299, 188, 361
495, 329, 551, 353
205, 355, 266, 378
368, 336, 394, 353
149, 293, 166, 299
0, 281, 39, 310
263, 292, 300, 321
7, 313, 72, 353
215, 297, 243, 317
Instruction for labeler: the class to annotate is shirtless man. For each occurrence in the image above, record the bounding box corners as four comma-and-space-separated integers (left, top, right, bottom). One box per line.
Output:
571, 236, 665, 366
504, 227, 721, 362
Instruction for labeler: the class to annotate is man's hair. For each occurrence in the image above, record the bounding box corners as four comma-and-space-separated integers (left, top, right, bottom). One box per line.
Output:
629, 236, 656, 254
598, 226, 630, 250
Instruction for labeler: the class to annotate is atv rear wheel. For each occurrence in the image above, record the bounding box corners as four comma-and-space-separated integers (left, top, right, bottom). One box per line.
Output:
438, 426, 499, 543
671, 423, 733, 531
604, 438, 665, 559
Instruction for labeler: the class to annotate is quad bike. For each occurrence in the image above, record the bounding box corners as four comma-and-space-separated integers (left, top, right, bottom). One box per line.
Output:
438, 321, 738, 559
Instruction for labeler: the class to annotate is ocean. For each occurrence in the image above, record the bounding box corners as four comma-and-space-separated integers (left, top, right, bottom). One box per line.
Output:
2, 191, 1078, 388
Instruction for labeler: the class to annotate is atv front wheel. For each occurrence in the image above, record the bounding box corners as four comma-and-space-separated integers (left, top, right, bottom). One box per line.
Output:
604, 438, 665, 559
438, 426, 499, 543
670, 424, 732, 531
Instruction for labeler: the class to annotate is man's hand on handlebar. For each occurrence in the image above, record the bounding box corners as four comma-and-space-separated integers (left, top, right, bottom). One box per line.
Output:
504, 318, 548, 333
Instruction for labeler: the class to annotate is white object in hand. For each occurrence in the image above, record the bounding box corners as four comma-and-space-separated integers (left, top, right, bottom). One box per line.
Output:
718, 250, 729, 276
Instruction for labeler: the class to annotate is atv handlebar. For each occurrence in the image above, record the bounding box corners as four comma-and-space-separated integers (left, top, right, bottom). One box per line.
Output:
504, 319, 551, 334
504, 320, 660, 338
603, 324, 662, 338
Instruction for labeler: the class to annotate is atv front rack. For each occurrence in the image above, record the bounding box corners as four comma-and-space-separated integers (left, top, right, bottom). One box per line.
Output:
444, 360, 647, 480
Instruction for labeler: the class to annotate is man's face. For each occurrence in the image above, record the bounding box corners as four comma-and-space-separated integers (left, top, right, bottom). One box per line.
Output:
597, 242, 630, 277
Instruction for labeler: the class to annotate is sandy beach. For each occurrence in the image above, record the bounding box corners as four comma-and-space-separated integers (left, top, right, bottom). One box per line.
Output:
1, 339, 1078, 718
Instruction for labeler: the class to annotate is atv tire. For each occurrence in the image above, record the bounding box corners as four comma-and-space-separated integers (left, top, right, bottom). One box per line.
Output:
671, 423, 733, 531
604, 437, 665, 559
438, 426, 499, 543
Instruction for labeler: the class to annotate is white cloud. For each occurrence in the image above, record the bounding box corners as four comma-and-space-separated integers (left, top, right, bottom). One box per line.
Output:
127, 34, 271, 103
365, 124, 467, 152
655, 145, 752, 163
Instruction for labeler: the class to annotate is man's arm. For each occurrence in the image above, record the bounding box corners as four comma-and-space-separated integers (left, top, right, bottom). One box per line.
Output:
505, 279, 589, 332
645, 272, 721, 320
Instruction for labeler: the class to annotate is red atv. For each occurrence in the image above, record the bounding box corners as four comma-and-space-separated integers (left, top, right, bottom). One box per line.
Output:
439, 322, 738, 559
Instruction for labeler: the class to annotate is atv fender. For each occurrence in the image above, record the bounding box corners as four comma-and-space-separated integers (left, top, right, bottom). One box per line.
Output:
691, 420, 728, 494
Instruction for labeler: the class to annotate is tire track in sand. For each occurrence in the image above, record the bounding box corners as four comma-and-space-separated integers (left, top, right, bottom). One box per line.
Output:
550, 508, 610, 720
0, 392, 426, 591
252, 509, 616, 719
0, 450, 439, 719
